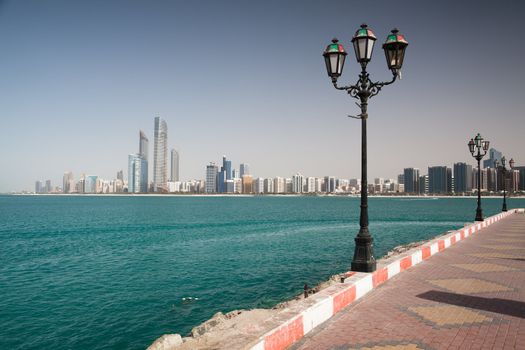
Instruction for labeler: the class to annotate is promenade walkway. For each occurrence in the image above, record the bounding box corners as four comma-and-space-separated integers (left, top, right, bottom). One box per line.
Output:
291, 214, 525, 350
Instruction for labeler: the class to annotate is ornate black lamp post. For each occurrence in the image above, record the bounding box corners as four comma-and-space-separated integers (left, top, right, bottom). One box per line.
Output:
495, 156, 515, 212
323, 24, 408, 272
468, 133, 490, 221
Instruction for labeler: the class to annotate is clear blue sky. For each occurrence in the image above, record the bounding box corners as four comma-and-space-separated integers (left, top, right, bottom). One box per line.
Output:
1, 0, 524, 192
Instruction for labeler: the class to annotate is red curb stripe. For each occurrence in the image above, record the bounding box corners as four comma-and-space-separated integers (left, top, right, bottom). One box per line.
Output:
333, 285, 356, 314
422, 246, 431, 260
460, 230, 465, 239
372, 268, 388, 288
400, 256, 412, 271
438, 240, 445, 251
450, 235, 456, 245
264, 316, 304, 350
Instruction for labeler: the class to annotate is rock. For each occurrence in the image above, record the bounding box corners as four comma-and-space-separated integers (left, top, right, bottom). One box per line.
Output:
191, 312, 227, 337
147, 334, 183, 350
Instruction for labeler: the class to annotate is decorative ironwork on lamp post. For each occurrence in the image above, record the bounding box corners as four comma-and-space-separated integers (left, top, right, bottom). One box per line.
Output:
468, 134, 489, 221
323, 24, 408, 272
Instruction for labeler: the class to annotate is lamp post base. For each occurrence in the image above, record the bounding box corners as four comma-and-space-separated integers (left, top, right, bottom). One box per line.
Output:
475, 208, 484, 221
351, 234, 376, 272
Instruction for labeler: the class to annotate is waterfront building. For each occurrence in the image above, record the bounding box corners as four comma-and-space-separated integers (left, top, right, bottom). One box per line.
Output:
253, 178, 264, 194
217, 170, 227, 193
226, 179, 235, 193
264, 178, 274, 193
239, 163, 249, 177
232, 169, 239, 179
419, 175, 429, 194
472, 167, 488, 192
63, 172, 74, 194
205, 163, 218, 193
428, 166, 450, 194
285, 178, 293, 193
315, 178, 323, 193
273, 177, 285, 194
139, 130, 149, 161
222, 156, 232, 180
397, 174, 404, 185
233, 178, 243, 193
84, 175, 98, 194
447, 168, 454, 193
486, 167, 497, 192
242, 175, 253, 194
35, 180, 43, 193
453, 162, 473, 193
128, 154, 148, 193
514, 166, 525, 191
117, 170, 123, 181
324, 176, 336, 193
510, 169, 520, 192
483, 148, 502, 168
306, 177, 316, 193
292, 173, 304, 193
403, 168, 420, 193
170, 149, 179, 182
153, 117, 168, 192
398, 183, 405, 193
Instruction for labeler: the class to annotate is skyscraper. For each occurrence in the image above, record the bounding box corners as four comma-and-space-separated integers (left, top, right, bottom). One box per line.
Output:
205, 163, 218, 193
453, 162, 473, 193
153, 117, 168, 192
428, 166, 449, 194
139, 131, 149, 190
139, 131, 149, 161
239, 163, 249, 177
63, 172, 74, 193
170, 149, 179, 182
128, 154, 148, 193
403, 168, 419, 193
483, 148, 502, 168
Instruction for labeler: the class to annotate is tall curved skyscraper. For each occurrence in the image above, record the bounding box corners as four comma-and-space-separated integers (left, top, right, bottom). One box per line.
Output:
153, 116, 168, 192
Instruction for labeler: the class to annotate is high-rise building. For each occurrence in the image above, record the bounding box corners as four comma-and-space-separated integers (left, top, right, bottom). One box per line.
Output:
264, 178, 274, 193
403, 168, 420, 193
419, 175, 429, 194
253, 178, 264, 194
453, 162, 473, 193
292, 173, 304, 193
153, 117, 168, 192
306, 177, 316, 193
139, 131, 149, 161
205, 163, 218, 193
63, 172, 74, 193
242, 175, 253, 193
170, 149, 179, 182
473, 167, 488, 192
486, 167, 497, 192
35, 180, 43, 193
116, 170, 123, 181
514, 166, 525, 191
483, 148, 502, 168
222, 156, 232, 180
324, 176, 336, 193
273, 177, 285, 194
128, 154, 148, 193
239, 163, 249, 177
45, 180, 52, 193
428, 166, 450, 194
84, 175, 98, 193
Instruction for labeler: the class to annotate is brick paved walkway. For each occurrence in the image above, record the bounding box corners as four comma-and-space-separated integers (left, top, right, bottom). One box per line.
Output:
291, 214, 525, 350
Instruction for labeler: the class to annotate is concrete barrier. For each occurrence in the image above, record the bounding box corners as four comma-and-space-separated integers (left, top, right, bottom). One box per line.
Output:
247, 209, 519, 350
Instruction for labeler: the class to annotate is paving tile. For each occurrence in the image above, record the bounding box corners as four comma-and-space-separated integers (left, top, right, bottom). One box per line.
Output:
290, 215, 525, 350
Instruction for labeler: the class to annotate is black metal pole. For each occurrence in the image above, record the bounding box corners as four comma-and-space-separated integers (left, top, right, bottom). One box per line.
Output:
351, 71, 376, 272
502, 167, 507, 212
475, 155, 483, 221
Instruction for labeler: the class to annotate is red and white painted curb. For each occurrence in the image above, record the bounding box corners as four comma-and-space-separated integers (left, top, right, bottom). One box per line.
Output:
248, 209, 520, 350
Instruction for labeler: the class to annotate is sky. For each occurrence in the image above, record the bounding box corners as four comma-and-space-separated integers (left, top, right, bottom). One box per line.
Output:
0, 0, 524, 192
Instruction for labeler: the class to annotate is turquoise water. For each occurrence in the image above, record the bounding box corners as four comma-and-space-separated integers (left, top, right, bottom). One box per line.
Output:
1, 195, 524, 349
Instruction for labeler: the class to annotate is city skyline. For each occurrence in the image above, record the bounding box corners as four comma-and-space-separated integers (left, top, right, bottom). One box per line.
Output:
1, 1, 524, 193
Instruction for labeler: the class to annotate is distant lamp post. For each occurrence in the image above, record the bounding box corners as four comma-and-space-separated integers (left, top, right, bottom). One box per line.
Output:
468, 133, 489, 221
323, 24, 408, 272
495, 156, 514, 212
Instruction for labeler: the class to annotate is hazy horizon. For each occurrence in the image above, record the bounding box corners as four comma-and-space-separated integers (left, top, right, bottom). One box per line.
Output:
1, 0, 524, 192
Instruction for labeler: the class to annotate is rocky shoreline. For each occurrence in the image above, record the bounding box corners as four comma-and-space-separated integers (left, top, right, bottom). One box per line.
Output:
147, 234, 449, 350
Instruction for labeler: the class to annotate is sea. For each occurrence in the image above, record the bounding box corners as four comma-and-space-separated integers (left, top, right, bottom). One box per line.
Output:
1, 195, 524, 349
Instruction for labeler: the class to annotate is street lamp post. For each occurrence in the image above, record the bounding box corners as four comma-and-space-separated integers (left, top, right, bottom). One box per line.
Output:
495, 157, 515, 212
468, 134, 489, 221
323, 25, 408, 272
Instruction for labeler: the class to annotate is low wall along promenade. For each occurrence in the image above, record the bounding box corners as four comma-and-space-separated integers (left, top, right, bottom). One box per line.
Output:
149, 209, 521, 350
